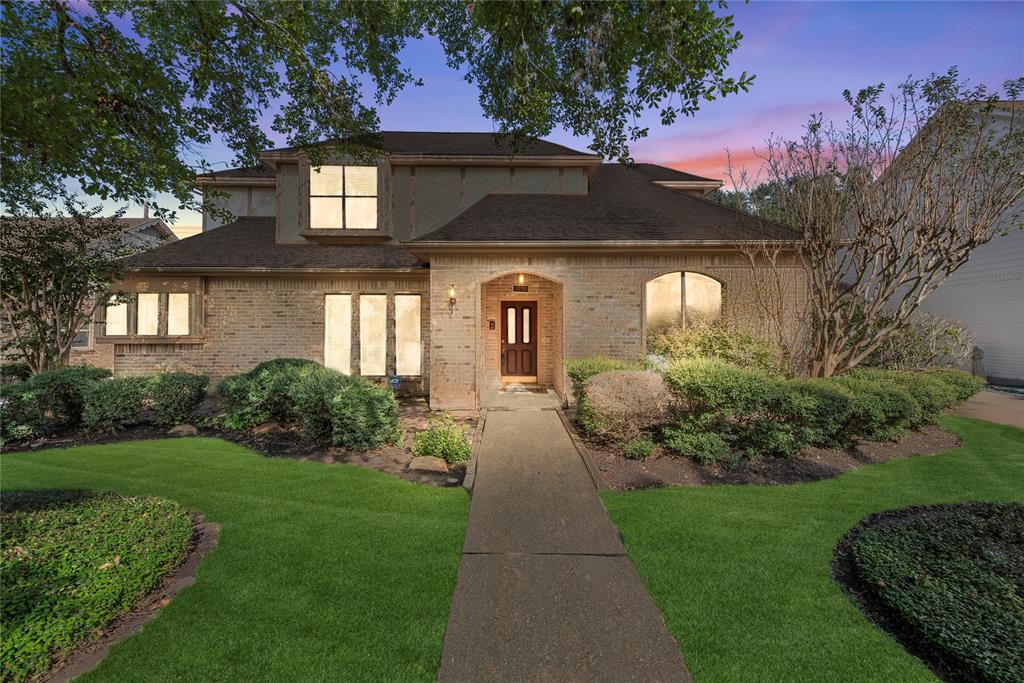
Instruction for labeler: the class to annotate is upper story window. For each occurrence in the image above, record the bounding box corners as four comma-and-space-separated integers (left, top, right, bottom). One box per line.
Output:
310, 165, 377, 230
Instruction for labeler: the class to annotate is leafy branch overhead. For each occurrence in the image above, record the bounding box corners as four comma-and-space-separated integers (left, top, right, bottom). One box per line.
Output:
1, 0, 752, 215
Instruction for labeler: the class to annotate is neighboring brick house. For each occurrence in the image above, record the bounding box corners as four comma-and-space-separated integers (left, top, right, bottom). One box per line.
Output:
74, 132, 807, 409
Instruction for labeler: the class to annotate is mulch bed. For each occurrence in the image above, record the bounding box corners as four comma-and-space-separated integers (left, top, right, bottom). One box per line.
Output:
42, 516, 220, 683
3, 399, 478, 488
584, 424, 960, 490
831, 505, 980, 683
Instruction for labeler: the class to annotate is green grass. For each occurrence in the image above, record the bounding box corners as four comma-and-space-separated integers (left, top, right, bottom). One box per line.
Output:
601, 417, 1024, 683
0, 438, 469, 682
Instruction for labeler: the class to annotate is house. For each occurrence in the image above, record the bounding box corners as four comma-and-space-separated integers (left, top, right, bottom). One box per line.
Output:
73, 132, 806, 409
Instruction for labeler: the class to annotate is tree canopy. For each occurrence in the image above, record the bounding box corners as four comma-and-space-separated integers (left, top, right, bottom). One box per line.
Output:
1, 0, 752, 216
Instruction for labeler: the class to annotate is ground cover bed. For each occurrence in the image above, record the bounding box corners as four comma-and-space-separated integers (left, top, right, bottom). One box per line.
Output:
833, 501, 1024, 683
602, 417, 1024, 682
0, 438, 469, 681
1, 490, 194, 681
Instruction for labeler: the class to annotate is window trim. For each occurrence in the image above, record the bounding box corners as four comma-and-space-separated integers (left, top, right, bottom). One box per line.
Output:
96, 291, 204, 343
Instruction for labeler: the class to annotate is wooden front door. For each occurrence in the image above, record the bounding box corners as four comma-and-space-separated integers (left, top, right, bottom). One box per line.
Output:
501, 301, 538, 380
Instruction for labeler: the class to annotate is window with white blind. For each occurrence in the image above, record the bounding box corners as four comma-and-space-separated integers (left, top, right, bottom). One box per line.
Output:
359, 295, 387, 375
167, 293, 191, 336
105, 301, 128, 336
395, 295, 421, 375
324, 293, 424, 377
310, 165, 377, 230
136, 293, 160, 335
324, 294, 352, 374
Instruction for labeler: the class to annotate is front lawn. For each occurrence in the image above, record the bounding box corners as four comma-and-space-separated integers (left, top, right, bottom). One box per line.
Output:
602, 417, 1024, 682
0, 438, 469, 682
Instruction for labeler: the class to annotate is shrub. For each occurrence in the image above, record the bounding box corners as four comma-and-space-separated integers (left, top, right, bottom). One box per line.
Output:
648, 324, 784, 375
288, 365, 355, 442
927, 368, 986, 403
849, 502, 1024, 683
661, 423, 728, 463
830, 375, 921, 441
1, 490, 192, 682
662, 359, 814, 460
218, 358, 319, 429
0, 361, 31, 384
583, 370, 672, 439
330, 379, 402, 450
566, 356, 643, 431
620, 435, 655, 460
850, 368, 958, 426
863, 312, 974, 370
0, 365, 110, 443
147, 372, 209, 425
82, 377, 148, 431
790, 379, 856, 446
413, 413, 471, 463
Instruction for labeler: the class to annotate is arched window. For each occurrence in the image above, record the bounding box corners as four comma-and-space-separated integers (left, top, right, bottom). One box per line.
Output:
645, 272, 722, 331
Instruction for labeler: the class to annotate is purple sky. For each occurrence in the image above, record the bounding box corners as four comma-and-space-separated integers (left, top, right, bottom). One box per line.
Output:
140, 1, 1023, 227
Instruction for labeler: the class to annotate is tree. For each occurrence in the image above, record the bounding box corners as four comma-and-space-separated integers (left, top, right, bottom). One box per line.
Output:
1, 0, 753, 216
0, 198, 140, 372
726, 70, 1023, 377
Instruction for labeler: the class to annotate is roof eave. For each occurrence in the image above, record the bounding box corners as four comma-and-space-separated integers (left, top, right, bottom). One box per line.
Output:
124, 265, 429, 275
405, 239, 802, 256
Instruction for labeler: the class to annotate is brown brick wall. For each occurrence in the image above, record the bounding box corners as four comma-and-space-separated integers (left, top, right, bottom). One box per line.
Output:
74, 274, 430, 395
428, 252, 808, 409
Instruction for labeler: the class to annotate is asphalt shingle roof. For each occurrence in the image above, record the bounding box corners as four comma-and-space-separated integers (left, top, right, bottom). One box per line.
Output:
124, 217, 425, 272
267, 131, 597, 158
412, 164, 798, 242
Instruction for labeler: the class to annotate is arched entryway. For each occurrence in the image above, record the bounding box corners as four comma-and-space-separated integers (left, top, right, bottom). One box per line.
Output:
478, 271, 564, 405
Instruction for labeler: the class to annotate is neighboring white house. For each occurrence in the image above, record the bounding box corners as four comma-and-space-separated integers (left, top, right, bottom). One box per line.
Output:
917, 219, 1023, 385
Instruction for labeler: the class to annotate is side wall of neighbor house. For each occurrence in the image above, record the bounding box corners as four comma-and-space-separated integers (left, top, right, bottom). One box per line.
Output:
428, 251, 809, 409
916, 227, 1024, 383
73, 273, 431, 395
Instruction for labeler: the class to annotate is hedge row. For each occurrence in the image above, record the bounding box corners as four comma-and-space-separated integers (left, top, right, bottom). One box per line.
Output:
570, 355, 985, 463
0, 367, 210, 442
217, 359, 402, 451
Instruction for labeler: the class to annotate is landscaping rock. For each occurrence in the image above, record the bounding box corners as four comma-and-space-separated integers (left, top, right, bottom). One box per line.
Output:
252, 422, 284, 436
168, 424, 198, 437
409, 456, 449, 474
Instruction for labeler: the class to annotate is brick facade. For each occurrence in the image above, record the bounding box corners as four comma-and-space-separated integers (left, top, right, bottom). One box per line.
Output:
428, 251, 808, 409
73, 251, 807, 408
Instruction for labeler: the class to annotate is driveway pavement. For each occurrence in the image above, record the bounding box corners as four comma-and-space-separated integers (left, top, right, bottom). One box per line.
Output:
439, 409, 691, 682
954, 389, 1024, 429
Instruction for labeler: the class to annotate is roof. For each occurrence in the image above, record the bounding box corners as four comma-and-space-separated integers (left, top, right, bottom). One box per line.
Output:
629, 163, 718, 183
124, 217, 426, 272
201, 163, 275, 180
265, 131, 596, 158
411, 164, 798, 243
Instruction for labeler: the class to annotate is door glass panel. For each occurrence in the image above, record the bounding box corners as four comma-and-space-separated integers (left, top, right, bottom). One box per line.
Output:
359, 295, 387, 375
523, 307, 531, 344
324, 294, 352, 374
506, 306, 516, 344
137, 293, 159, 335
395, 295, 421, 375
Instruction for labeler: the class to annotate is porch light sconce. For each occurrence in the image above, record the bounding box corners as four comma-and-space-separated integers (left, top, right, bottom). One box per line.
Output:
517, 273, 526, 285
447, 284, 457, 313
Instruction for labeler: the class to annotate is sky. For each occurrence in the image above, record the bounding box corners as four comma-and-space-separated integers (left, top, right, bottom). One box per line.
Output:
132, 1, 1023, 229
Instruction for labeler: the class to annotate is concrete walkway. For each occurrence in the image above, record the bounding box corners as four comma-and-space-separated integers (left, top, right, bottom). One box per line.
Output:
439, 410, 691, 682
954, 389, 1024, 429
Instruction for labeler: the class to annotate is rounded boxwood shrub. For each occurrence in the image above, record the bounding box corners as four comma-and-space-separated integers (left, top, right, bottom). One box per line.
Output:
329, 379, 402, 451
82, 377, 148, 431
830, 375, 921, 441
661, 422, 728, 463
850, 368, 957, 426
790, 379, 856, 446
413, 413, 471, 463
147, 372, 209, 425
218, 358, 319, 429
844, 502, 1024, 683
0, 365, 111, 443
619, 435, 655, 460
287, 365, 355, 442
